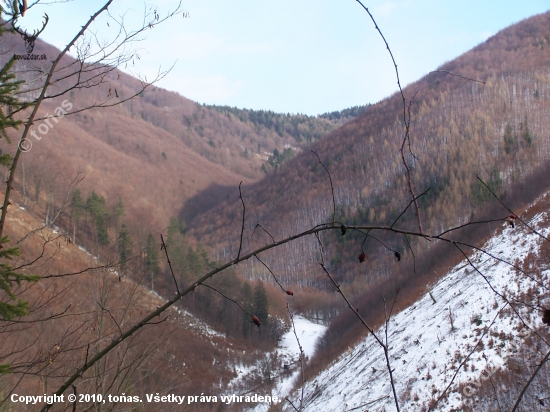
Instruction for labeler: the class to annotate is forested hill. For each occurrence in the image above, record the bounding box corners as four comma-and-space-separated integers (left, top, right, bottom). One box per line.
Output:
204, 104, 371, 144
318, 104, 370, 121
0, 30, 369, 239
186, 11, 550, 310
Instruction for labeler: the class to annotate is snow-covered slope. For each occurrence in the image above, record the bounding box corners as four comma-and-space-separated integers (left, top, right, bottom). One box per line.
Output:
286, 201, 550, 411
274, 316, 327, 398
227, 316, 327, 411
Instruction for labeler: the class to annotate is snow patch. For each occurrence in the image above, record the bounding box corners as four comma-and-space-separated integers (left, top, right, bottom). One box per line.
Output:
285, 212, 548, 411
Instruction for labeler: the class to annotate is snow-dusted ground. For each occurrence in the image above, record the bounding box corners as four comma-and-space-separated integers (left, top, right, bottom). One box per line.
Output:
276, 316, 328, 396
232, 316, 327, 411
284, 210, 550, 411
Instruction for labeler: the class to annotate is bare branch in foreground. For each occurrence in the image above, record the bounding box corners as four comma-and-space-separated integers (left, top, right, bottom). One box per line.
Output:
314, 232, 400, 412
199, 282, 256, 320
429, 302, 509, 411
286, 303, 305, 411
511, 349, 550, 412
476, 176, 550, 242
160, 234, 180, 295
311, 150, 336, 224
235, 182, 246, 262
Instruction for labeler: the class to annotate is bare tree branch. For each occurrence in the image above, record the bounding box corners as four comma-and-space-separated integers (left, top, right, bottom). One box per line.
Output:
287, 303, 305, 411
476, 176, 549, 242
311, 150, 336, 224
236, 181, 245, 261
160, 233, 180, 295
511, 349, 550, 412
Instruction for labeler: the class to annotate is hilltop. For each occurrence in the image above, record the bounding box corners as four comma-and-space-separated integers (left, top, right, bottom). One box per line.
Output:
187, 10, 550, 306
2, 9, 550, 411
181, 10, 550, 388
0, 30, 365, 239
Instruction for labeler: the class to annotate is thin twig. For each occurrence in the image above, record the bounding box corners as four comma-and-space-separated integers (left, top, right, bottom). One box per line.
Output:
344, 396, 390, 410
42, 262, 121, 279
476, 176, 549, 242
200, 283, 255, 319
285, 397, 300, 412
390, 189, 430, 229
355, 0, 422, 234
511, 349, 550, 412
429, 302, 508, 411
287, 303, 305, 411
84, 344, 90, 367
314, 233, 400, 411
16, 172, 84, 246
251, 223, 276, 244
144, 315, 170, 325
160, 234, 180, 295
71, 385, 77, 412
403, 234, 416, 273
254, 254, 288, 293
453, 242, 550, 348
96, 301, 122, 335
487, 361, 503, 412
311, 151, 336, 224
237, 181, 245, 261
437, 217, 512, 237
383, 293, 400, 412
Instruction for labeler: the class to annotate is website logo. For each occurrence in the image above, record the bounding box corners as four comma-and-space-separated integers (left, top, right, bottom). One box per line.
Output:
12, 13, 48, 54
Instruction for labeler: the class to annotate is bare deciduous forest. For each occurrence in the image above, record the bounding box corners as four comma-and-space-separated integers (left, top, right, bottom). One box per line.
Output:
1, 1, 550, 411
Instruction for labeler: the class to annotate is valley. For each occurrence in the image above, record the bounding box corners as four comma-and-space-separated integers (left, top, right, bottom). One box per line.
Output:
1, 5, 550, 412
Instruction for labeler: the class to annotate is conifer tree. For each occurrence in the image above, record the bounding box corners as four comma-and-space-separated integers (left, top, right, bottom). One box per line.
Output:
113, 197, 125, 230
254, 281, 269, 327
0, 238, 40, 321
242, 281, 253, 339
0, 18, 39, 374
503, 123, 515, 154
144, 233, 160, 289
0, 60, 32, 144
117, 224, 132, 271
70, 189, 85, 243
86, 192, 109, 245
187, 246, 203, 277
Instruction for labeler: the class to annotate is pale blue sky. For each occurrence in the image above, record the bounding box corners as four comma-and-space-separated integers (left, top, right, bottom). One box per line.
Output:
8, 1, 550, 115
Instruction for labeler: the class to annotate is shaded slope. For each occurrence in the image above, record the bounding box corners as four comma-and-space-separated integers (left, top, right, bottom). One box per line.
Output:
289, 193, 550, 411
187, 12, 550, 298
0, 29, 362, 238
1, 202, 267, 411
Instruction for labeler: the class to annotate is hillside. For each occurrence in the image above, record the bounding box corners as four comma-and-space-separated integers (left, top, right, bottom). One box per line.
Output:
285, 193, 550, 411
3, 8, 550, 411
187, 11, 550, 305
1, 200, 272, 411
176, 11, 550, 391
0, 29, 362, 242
